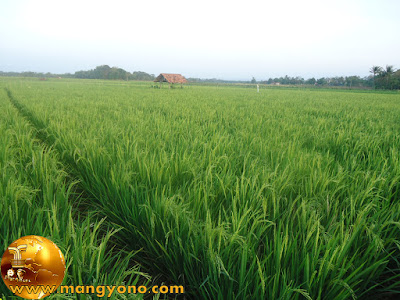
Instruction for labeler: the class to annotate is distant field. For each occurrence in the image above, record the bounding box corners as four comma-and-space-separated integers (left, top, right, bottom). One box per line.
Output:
1, 78, 400, 299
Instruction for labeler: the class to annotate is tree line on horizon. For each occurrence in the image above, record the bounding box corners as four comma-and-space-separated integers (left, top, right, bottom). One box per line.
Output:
369, 65, 399, 90
74, 65, 155, 81
1, 65, 399, 89
252, 65, 399, 90
0, 65, 155, 81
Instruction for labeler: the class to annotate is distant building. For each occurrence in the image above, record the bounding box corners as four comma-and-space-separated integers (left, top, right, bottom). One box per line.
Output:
154, 73, 187, 88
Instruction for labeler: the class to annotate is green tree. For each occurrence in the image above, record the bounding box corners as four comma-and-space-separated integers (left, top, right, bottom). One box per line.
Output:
384, 65, 395, 89
369, 66, 382, 89
306, 78, 316, 85
392, 70, 400, 90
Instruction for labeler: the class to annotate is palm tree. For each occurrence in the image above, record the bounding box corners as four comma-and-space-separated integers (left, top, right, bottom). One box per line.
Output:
384, 65, 395, 89
385, 65, 394, 74
369, 66, 382, 89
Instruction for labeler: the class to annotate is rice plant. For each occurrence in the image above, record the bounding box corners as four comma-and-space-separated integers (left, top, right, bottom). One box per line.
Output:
2, 78, 400, 299
0, 87, 149, 299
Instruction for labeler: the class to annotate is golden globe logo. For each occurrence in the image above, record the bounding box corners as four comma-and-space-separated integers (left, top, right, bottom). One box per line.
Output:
1, 235, 66, 299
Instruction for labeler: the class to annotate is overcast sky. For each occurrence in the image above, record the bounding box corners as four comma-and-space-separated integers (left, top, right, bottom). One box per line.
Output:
1, 0, 399, 80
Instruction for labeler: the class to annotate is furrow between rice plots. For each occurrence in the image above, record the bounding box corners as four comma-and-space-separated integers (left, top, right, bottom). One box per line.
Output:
0, 85, 149, 299
5, 78, 400, 299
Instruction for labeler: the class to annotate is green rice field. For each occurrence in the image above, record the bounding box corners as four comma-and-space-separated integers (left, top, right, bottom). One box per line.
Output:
1, 78, 400, 299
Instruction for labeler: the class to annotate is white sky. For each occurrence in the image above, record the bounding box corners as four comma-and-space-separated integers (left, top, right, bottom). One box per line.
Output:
1, 0, 399, 80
